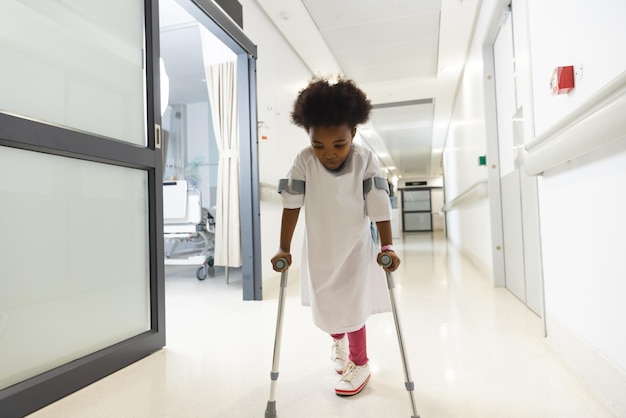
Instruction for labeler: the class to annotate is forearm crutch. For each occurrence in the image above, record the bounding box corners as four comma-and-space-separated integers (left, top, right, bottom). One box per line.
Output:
265, 258, 289, 418
379, 254, 420, 418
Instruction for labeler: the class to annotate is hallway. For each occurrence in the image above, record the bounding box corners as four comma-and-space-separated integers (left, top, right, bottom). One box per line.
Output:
29, 234, 614, 417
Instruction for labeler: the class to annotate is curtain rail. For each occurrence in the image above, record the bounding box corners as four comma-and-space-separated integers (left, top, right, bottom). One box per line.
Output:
525, 71, 626, 176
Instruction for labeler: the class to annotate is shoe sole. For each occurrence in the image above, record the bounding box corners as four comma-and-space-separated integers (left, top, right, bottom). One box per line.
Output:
335, 374, 371, 396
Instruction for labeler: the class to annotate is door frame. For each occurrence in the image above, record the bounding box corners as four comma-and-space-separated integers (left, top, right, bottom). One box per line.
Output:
174, 0, 261, 300
482, 0, 547, 329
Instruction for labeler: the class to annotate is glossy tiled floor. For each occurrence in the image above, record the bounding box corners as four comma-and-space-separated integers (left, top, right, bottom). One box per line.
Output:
29, 233, 615, 417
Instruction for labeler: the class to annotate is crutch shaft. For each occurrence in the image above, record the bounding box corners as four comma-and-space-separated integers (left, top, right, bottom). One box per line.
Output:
268, 278, 287, 397
265, 258, 289, 418
380, 254, 420, 418
387, 272, 420, 418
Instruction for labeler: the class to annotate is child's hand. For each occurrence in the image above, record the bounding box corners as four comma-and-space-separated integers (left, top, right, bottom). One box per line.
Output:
271, 251, 292, 272
377, 250, 401, 272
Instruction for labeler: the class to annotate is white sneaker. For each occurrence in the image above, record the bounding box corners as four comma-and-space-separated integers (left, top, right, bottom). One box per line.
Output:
331, 337, 348, 374
335, 361, 371, 396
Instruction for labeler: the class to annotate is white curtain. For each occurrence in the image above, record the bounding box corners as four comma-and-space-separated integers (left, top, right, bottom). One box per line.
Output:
200, 28, 241, 268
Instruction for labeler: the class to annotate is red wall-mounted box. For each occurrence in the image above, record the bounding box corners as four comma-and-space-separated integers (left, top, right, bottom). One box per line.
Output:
550, 66, 575, 95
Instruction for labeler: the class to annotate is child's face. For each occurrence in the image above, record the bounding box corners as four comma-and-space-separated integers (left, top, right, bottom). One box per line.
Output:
309, 124, 356, 171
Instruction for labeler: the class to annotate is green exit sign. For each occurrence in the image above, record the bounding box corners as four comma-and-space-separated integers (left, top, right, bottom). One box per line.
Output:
479, 155, 487, 166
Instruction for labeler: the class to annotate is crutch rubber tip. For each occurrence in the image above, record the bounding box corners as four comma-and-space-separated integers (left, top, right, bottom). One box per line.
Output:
265, 401, 277, 418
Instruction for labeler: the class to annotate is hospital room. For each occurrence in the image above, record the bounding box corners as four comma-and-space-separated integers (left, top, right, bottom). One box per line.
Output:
160, 0, 240, 283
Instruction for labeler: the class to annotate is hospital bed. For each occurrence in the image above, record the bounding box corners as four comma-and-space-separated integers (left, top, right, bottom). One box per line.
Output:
163, 180, 215, 280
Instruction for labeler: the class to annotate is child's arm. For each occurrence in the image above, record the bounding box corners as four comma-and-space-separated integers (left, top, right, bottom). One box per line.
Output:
376, 220, 401, 272
271, 208, 301, 271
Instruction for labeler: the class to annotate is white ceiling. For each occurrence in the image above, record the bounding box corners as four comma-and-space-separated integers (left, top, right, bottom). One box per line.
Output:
302, 0, 441, 82
255, 0, 481, 180
159, 0, 481, 180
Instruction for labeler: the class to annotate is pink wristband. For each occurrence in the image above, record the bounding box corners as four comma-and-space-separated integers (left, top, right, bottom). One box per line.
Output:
381, 245, 394, 252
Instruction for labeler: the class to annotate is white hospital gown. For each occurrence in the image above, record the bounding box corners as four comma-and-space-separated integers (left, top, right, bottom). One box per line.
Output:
281, 144, 392, 334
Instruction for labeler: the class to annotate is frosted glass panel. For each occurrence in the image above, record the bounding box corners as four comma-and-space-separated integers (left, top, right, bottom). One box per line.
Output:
0, 0, 146, 145
404, 212, 432, 231
403, 190, 431, 211
0, 146, 150, 390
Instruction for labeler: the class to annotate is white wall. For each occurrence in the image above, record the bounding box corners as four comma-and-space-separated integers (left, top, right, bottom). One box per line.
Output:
442, 0, 498, 276
528, 0, 626, 138
240, 1, 312, 185
525, 1, 626, 414
239, 0, 312, 280
540, 137, 626, 350
445, 0, 626, 414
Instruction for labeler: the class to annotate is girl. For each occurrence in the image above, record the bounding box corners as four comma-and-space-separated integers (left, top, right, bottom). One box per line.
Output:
271, 76, 400, 397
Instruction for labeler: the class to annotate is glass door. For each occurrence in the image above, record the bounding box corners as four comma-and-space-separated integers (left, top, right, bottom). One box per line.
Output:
402, 189, 433, 232
0, 1, 165, 415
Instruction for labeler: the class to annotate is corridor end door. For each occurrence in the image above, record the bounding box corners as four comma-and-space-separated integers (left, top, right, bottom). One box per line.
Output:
402, 189, 433, 232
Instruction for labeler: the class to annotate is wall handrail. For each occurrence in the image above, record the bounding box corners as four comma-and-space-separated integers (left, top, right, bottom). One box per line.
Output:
442, 180, 488, 212
524, 71, 626, 176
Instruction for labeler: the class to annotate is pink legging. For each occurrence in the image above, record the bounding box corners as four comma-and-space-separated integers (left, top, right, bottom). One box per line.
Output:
331, 325, 368, 366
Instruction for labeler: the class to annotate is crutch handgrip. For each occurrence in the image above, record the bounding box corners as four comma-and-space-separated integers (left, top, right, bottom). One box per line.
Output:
379, 253, 393, 268
273, 257, 288, 271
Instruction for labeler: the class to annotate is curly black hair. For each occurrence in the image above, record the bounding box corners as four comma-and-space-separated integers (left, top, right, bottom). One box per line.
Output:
290, 75, 372, 131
